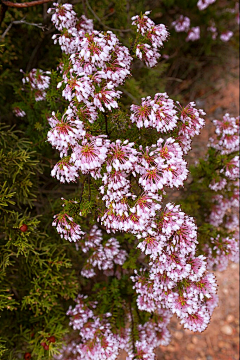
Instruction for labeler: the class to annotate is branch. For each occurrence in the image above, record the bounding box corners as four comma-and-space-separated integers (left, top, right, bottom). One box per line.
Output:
0, 17, 47, 39
1, 0, 53, 8
104, 113, 109, 137
85, 0, 132, 33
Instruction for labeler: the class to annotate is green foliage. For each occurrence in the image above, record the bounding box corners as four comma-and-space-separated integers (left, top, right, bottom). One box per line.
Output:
0, 126, 79, 359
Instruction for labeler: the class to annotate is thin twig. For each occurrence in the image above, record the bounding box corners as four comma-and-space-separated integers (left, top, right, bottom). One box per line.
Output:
1, 0, 54, 8
88, 174, 91, 202
129, 300, 136, 353
119, 86, 139, 104
85, 0, 132, 33
0, 17, 47, 39
79, 176, 87, 204
104, 113, 109, 137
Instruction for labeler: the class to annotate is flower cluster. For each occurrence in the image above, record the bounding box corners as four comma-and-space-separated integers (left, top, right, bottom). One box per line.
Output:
130, 93, 178, 132
176, 102, 206, 154
220, 30, 234, 42
13, 107, 26, 117
197, 0, 216, 11
52, 213, 85, 242
55, 295, 172, 360
172, 2, 236, 43
204, 114, 239, 271
131, 11, 168, 67
21, 68, 51, 101
79, 226, 127, 278
172, 15, 190, 32
132, 203, 218, 333
42, 3, 239, 359
186, 26, 200, 42
209, 113, 239, 155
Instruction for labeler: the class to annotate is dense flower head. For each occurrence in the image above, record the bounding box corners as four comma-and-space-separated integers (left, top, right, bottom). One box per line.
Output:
209, 113, 239, 154
48, 2, 77, 31
52, 213, 85, 241
13, 107, 26, 117
21, 68, 51, 101
51, 157, 79, 183
186, 26, 200, 41
177, 102, 205, 153
220, 30, 233, 42
80, 226, 127, 278
197, 0, 216, 11
47, 107, 86, 157
130, 93, 178, 133
132, 11, 168, 67
204, 235, 239, 271
172, 15, 190, 32
71, 135, 110, 178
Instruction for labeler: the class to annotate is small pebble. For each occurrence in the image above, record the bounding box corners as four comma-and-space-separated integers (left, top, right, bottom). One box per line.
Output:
186, 343, 195, 351
226, 314, 234, 323
221, 324, 233, 335
174, 331, 183, 340
192, 336, 198, 344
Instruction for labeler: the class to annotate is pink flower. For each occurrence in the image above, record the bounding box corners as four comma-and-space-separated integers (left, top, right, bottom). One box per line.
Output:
52, 213, 85, 242
13, 107, 26, 117
186, 27, 200, 41
71, 135, 109, 178
197, 0, 216, 11
220, 30, 233, 42
172, 16, 190, 32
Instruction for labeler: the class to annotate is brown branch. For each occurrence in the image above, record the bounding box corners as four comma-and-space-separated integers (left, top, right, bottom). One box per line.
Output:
1, 0, 53, 8
0, 17, 47, 39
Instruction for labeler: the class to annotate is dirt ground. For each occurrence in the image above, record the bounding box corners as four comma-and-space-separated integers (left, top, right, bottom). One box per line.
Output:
118, 54, 239, 360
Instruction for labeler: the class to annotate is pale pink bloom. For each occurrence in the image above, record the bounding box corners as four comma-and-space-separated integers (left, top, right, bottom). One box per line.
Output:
209, 178, 227, 191
106, 139, 139, 173
136, 43, 160, 67
22, 68, 50, 101
159, 203, 185, 236
207, 24, 218, 40
172, 15, 190, 32
178, 101, 205, 139
93, 84, 121, 111
131, 11, 155, 35
186, 27, 200, 41
52, 213, 84, 242
13, 107, 26, 117
197, 0, 216, 11
71, 136, 109, 178
48, 2, 77, 31
131, 93, 178, 132
209, 114, 239, 154
224, 156, 239, 180
132, 12, 168, 67
51, 157, 79, 183
47, 108, 86, 157
180, 306, 211, 332
220, 30, 233, 42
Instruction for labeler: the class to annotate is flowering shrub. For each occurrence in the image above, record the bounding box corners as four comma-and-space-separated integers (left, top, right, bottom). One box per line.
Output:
6, 2, 239, 359
20, 3, 238, 359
